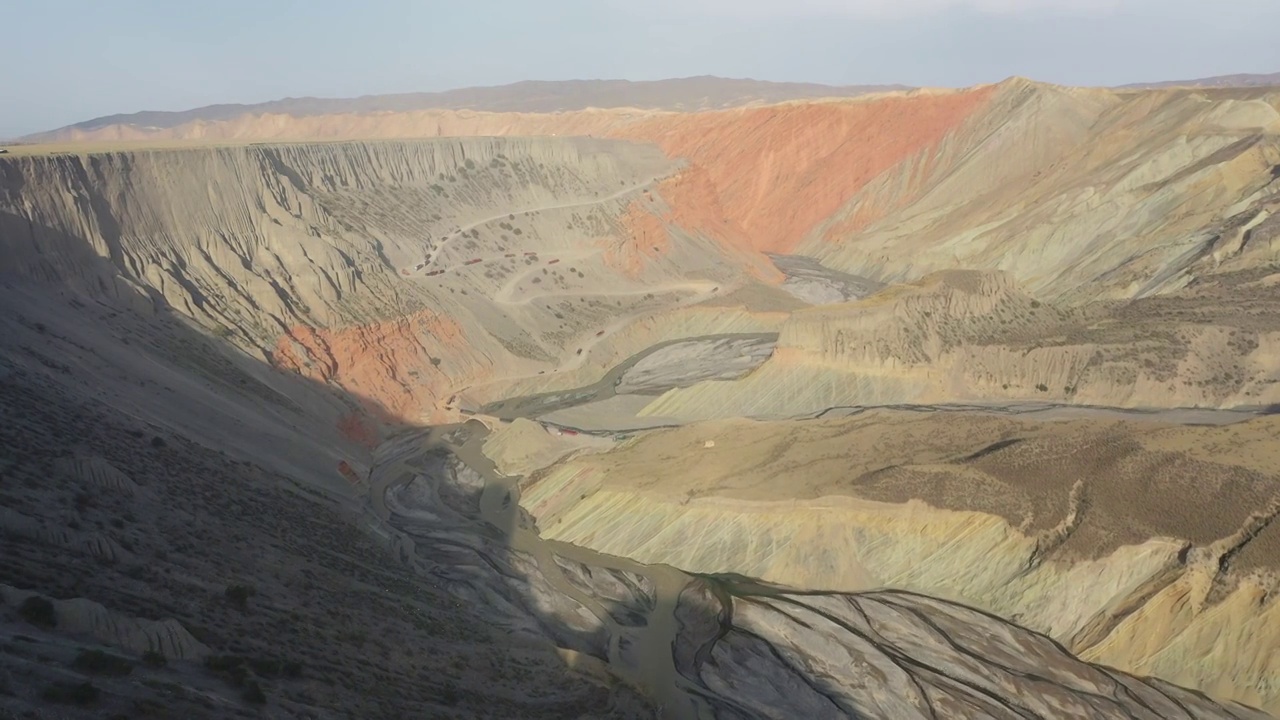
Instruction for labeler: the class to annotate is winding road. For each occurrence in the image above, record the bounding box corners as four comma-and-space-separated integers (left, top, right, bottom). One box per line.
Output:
406, 174, 668, 278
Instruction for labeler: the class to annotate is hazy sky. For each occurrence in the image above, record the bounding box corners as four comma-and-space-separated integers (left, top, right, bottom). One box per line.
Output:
4, 0, 1279, 137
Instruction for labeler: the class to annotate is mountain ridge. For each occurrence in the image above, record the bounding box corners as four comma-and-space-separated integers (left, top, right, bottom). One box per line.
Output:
17, 71, 1278, 144
1121, 71, 1280, 90
39, 75, 912, 138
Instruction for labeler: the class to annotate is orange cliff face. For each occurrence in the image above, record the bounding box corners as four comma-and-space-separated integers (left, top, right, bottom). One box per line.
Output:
607, 195, 672, 278
271, 310, 477, 441
44, 86, 996, 257
607, 87, 997, 253
608, 167, 784, 282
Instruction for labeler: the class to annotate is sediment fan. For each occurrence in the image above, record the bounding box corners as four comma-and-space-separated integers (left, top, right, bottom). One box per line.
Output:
1, 75, 1278, 717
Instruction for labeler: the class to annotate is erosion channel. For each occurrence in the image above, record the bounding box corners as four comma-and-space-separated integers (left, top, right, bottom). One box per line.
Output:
365, 336, 1269, 720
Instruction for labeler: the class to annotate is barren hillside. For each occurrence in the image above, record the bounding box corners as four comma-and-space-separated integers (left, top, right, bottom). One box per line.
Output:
4, 77, 1280, 718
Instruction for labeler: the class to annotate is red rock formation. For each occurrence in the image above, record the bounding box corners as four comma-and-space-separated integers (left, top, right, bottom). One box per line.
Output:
610, 167, 783, 281
38, 86, 995, 258
607, 197, 671, 278
337, 412, 381, 448
610, 87, 996, 253
272, 310, 475, 428
336, 460, 362, 485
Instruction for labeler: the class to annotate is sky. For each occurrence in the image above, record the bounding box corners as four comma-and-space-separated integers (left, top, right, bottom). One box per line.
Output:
3, 0, 1279, 138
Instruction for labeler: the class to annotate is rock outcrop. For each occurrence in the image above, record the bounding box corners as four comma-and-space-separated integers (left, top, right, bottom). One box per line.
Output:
637, 269, 1280, 419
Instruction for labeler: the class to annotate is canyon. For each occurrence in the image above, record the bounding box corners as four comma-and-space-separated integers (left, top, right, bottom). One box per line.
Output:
2, 76, 1279, 718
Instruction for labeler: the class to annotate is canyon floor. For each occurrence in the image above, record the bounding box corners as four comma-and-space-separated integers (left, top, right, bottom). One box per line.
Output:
2, 77, 1280, 718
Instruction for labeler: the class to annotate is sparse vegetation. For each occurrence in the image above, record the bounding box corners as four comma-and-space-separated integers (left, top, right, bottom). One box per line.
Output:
142, 650, 168, 668
41, 680, 100, 706
0, 291, 641, 719
8, 133, 1279, 718
72, 648, 134, 676
224, 583, 257, 611
205, 654, 250, 686
242, 679, 268, 705
19, 595, 56, 628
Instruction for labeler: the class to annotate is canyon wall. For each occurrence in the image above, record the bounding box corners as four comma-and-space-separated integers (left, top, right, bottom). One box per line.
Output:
28, 80, 1280, 302
0, 138, 776, 434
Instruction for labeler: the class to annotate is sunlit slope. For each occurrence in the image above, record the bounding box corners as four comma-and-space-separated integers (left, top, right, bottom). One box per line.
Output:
638, 268, 1280, 419
801, 82, 1280, 301
515, 412, 1280, 713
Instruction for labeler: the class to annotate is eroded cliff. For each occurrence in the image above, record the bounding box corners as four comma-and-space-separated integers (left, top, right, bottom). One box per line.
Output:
0, 138, 776, 438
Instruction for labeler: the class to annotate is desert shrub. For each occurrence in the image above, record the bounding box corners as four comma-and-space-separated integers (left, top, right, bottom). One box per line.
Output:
225, 584, 257, 611
72, 648, 134, 676
19, 596, 56, 628
142, 650, 167, 668
248, 657, 303, 679
242, 680, 267, 705
41, 681, 99, 706
205, 655, 249, 686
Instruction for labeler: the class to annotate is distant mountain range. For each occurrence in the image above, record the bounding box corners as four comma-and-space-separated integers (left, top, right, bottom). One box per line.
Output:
23, 72, 1280, 142
50, 76, 911, 135
1119, 71, 1280, 89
